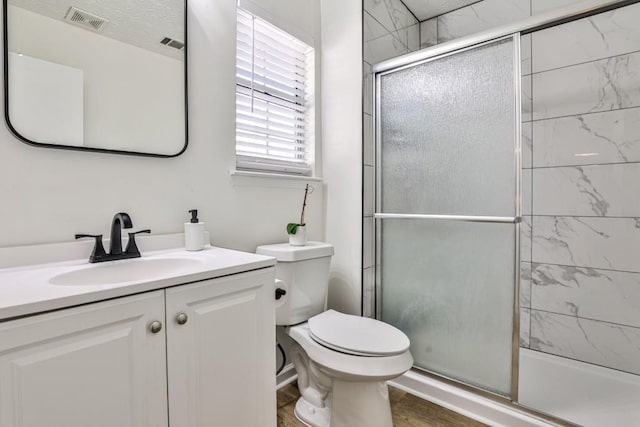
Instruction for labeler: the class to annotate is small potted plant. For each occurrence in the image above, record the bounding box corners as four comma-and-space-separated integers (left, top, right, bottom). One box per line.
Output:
287, 184, 310, 246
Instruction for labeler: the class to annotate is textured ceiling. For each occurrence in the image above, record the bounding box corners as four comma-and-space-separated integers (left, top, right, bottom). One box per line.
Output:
402, 0, 482, 20
9, 0, 184, 60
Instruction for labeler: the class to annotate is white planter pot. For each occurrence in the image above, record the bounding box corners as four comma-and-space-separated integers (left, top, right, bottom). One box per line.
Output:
288, 226, 307, 246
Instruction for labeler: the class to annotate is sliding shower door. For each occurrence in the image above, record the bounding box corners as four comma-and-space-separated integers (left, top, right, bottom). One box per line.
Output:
375, 36, 520, 396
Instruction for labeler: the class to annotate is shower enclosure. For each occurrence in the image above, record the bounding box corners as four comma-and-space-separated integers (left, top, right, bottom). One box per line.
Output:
376, 35, 521, 397
369, 1, 640, 425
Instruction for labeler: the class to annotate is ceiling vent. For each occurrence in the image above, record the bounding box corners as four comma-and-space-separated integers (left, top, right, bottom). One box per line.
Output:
64, 7, 109, 32
161, 37, 185, 51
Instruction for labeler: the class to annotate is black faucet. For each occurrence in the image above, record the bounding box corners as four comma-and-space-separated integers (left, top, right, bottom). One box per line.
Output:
76, 212, 150, 263
110, 212, 132, 255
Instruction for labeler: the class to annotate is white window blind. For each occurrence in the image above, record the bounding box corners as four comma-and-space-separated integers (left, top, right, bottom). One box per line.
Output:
236, 9, 313, 176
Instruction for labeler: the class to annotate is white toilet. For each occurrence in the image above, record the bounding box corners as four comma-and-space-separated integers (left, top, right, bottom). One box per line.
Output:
256, 242, 413, 427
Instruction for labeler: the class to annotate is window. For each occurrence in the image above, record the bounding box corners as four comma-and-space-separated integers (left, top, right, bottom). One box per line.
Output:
236, 9, 314, 176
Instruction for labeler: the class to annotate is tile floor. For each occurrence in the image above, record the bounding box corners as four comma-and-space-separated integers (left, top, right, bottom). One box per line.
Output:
277, 383, 487, 426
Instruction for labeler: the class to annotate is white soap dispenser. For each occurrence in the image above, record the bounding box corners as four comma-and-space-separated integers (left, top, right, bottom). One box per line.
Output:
185, 209, 205, 251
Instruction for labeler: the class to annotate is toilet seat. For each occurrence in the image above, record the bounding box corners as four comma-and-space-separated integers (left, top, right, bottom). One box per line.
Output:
308, 310, 410, 357
287, 322, 413, 382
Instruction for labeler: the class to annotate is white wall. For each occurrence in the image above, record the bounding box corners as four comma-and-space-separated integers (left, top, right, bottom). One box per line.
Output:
8, 5, 184, 154
321, 0, 363, 315
0, 0, 324, 256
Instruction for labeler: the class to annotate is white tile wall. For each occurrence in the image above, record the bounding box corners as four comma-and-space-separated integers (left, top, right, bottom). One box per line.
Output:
531, 0, 599, 15
364, 11, 393, 42
363, 62, 374, 115
437, 0, 529, 43
533, 164, 640, 217
364, 32, 410, 64
524, 3, 640, 373
393, 24, 420, 52
533, 51, 640, 121
532, 108, 640, 167
404, 0, 481, 21
532, 263, 640, 328
364, 0, 418, 35
532, 2, 640, 73
521, 34, 532, 76
522, 169, 532, 216
521, 74, 532, 122
363, 1, 418, 63
530, 310, 640, 375
522, 121, 532, 169
521, 216, 532, 262
532, 216, 640, 272
407, 24, 420, 51
520, 307, 531, 347
520, 261, 532, 308
420, 19, 438, 48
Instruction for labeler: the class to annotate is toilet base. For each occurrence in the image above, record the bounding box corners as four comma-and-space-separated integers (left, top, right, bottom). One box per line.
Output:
293, 381, 393, 427
329, 380, 393, 427
294, 395, 331, 427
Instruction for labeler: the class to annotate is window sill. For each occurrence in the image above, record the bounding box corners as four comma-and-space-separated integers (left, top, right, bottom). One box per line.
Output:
229, 170, 323, 188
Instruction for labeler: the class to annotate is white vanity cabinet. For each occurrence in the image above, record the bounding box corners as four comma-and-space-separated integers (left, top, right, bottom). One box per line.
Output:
0, 290, 169, 427
166, 269, 276, 427
0, 267, 276, 427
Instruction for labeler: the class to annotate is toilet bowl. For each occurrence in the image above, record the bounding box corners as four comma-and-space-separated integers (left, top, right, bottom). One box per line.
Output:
288, 311, 413, 427
256, 242, 413, 427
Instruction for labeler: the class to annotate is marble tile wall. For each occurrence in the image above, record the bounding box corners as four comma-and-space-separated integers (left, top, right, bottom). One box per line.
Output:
363, 0, 640, 375
527, 2, 640, 375
363, 0, 420, 318
417, 0, 589, 48
437, 0, 530, 43
364, 0, 420, 64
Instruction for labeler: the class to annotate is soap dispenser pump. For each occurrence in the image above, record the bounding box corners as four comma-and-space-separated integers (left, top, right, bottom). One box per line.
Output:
185, 209, 205, 251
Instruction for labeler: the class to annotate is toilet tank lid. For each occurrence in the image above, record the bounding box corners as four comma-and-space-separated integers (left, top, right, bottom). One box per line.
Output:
256, 241, 334, 262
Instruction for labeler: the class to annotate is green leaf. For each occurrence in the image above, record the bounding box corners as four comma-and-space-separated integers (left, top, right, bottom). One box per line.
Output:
286, 223, 299, 235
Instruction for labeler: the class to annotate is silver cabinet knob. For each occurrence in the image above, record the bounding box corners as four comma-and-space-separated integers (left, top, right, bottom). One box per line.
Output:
149, 321, 163, 334
176, 312, 188, 325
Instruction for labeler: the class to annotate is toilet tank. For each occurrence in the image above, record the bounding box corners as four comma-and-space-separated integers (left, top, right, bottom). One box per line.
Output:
256, 242, 334, 326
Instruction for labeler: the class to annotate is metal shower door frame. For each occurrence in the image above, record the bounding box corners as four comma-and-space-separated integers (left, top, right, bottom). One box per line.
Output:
373, 33, 522, 399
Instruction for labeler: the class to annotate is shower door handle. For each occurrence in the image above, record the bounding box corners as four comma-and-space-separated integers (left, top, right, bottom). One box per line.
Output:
374, 213, 520, 224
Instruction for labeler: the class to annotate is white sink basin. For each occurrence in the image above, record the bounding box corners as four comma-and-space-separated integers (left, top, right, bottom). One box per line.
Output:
50, 258, 203, 286
0, 236, 277, 320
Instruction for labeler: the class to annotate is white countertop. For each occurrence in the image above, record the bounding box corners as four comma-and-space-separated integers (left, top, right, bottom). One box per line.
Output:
0, 240, 276, 321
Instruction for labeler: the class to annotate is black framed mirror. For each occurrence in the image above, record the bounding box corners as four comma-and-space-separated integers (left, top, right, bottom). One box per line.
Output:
3, 0, 187, 157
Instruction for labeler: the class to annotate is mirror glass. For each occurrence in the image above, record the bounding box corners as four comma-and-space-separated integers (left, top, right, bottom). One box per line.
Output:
4, 0, 186, 156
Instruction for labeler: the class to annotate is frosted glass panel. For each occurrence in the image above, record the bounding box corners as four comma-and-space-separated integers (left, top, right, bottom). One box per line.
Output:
380, 219, 515, 395
379, 38, 517, 216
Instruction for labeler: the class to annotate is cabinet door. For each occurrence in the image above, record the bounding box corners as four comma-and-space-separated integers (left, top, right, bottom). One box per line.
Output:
0, 291, 168, 427
166, 268, 276, 427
